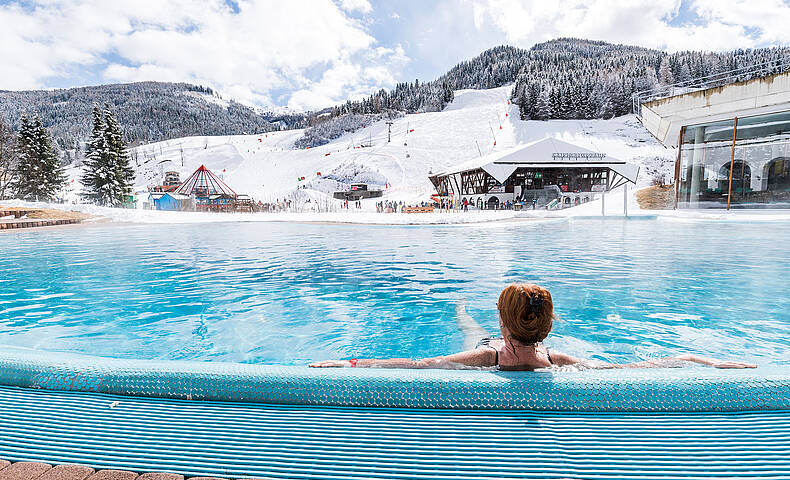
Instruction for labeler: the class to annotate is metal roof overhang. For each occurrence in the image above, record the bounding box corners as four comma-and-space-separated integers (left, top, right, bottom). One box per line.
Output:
482, 161, 640, 185
436, 160, 639, 185
433, 138, 640, 185
640, 71, 790, 147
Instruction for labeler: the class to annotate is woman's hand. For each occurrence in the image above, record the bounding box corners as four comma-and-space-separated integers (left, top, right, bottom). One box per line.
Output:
309, 360, 352, 368
676, 354, 757, 369
710, 360, 757, 369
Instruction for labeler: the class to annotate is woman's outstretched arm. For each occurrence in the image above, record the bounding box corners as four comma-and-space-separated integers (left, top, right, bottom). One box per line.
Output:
623, 354, 756, 369
309, 348, 496, 369
547, 351, 756, 369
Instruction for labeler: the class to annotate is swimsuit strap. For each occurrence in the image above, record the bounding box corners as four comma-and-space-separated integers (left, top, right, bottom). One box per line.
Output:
475, 337, 500, 367
546, 347, 554, 365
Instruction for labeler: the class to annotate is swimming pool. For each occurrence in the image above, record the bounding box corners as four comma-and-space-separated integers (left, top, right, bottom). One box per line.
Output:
1, 218, 789, 367
2, 217, 790, 479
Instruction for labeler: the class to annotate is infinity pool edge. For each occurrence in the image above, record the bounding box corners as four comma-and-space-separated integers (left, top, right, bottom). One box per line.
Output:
1, 347, 787, 412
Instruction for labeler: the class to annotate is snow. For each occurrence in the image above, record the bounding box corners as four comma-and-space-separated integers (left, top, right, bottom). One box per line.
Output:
9, 195, 790, 227
0, 198, 528, 225
181, 91, 232, 109
50, 85, 683, 225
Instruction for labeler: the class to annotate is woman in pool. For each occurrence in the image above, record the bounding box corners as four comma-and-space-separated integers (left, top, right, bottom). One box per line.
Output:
310, 283, 756, 370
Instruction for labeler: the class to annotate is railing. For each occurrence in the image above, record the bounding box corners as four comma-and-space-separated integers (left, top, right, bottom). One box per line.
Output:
632, 58, 790, 117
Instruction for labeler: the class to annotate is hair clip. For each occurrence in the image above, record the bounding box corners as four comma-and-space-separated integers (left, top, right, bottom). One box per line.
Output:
529, 293, 543, 308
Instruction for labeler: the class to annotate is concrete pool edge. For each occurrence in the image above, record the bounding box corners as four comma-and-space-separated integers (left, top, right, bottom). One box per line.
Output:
1, 347, 788, 412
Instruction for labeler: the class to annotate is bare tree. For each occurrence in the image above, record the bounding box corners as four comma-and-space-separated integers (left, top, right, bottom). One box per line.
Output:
0, 119, 17, 200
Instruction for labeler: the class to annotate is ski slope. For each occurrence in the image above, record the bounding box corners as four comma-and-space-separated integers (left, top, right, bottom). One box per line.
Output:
65, 86, 674, 208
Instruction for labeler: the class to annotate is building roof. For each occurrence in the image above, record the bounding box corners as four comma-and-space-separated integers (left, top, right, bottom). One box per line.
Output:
174, 165, 237, 197
148, 192, 190, 201
433, 137, 640, 184
640, 71, 790, 146
151, 184, 179, 192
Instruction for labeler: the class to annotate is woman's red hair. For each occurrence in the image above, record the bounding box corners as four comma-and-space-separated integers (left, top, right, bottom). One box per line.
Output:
497, 283, 554, 344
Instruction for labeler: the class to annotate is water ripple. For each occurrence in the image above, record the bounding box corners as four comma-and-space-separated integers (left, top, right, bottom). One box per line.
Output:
0, 220, 789, 366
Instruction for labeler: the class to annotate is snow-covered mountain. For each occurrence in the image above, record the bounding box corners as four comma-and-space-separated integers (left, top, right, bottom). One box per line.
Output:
4, 38, 788, 163
308, 39, 790, 147
63, 86, 672, 205
0, 82, 303, 158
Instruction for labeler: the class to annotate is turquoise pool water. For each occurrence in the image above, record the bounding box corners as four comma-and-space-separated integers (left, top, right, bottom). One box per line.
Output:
1, 218, 788, 366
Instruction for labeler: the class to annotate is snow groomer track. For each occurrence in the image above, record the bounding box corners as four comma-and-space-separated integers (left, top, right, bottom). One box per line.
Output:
1, 349, 789, 479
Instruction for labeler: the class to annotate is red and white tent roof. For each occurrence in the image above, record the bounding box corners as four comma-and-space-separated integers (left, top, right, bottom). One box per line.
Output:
173, 165, 237, 197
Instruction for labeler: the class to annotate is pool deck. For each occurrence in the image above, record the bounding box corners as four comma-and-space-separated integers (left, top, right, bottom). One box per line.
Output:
0, 208, 89, 231
0, 460, 210, 480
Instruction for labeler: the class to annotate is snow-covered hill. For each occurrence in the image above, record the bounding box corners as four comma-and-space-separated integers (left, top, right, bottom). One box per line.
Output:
64, 86, 674, 207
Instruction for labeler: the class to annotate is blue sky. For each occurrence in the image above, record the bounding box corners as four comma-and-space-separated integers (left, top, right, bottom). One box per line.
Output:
1, 0, 789, 111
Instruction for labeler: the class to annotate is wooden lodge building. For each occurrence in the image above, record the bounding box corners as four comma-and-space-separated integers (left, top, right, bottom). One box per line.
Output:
429, 138, 640, 209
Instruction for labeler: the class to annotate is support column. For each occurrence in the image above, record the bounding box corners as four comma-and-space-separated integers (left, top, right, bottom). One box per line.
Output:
689, 127, 706, 208
674, 126, 685, 209
623, 184, 628, 217
751, 160, 768, 192
726, 117, 739, 211
601, 190, 605, 216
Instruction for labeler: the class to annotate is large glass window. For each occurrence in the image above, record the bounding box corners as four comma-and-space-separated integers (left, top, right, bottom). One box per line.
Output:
678, 119, 735, 208
677, 110, 790, 208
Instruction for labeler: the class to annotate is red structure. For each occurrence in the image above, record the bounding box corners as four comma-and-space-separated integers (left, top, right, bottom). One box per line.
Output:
174, 165, 237, 212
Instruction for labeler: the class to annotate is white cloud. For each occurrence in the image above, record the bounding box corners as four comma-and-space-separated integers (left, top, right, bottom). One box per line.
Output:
2, 0, 788, 110
0, 0, 401, 109
692, 0, 790, 45
287, 45, 410, 110
338, 0, 373, 14
466, 0, 789, 52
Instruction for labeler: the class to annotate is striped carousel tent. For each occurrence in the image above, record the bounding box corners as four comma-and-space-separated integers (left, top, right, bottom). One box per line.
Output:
173, 165, 237, 212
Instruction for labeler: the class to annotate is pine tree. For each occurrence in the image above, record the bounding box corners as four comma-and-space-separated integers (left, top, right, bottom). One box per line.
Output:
35, 116, 66, 200
10, 115, 35, 200
558, 86, 573, 119
81, 104, 135, 206
658, 57, 674, 84
10, 115, 65, 201
527, 82, 541, 120
535, 88, 552, 121
81, 104, 110, 205
103, 103, 135, 206
517, 90, 527, 120
583, 84, 598, 119
545, 87, 561, 120
0, 118, 17, 200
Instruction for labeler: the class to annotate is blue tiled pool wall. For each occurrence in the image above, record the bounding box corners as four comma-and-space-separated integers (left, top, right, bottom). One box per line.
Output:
1, 347, 788, 412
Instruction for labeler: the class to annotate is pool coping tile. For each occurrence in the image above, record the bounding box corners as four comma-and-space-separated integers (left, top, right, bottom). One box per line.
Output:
0, 462, 52, 480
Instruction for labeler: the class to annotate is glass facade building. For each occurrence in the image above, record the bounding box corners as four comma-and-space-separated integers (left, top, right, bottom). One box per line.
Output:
677, 110, 790, 208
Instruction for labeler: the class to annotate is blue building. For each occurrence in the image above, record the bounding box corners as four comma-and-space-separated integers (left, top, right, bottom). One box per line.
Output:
148, 192, 191, 211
